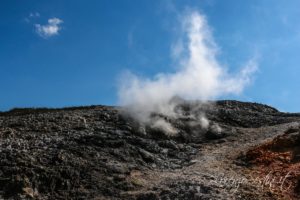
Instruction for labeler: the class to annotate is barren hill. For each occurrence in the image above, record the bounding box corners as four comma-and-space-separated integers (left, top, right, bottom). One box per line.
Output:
0, 100, 300, 199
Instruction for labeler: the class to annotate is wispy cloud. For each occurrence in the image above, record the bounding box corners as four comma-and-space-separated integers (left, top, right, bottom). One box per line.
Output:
24, 12, 40, 23
127, 27, 135, 48
30, 12, 40, 18
35, 18, 63, 38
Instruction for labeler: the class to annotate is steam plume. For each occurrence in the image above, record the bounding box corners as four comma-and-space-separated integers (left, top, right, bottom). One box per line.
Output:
118, 11, 257, 126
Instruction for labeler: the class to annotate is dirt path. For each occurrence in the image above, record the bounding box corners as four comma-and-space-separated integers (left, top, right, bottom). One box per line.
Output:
123, 122, 300, 199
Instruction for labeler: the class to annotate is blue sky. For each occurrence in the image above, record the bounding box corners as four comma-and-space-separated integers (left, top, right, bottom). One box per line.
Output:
1, 0, 300, 112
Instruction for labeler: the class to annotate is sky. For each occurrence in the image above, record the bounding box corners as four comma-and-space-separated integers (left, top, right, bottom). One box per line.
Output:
1, 0, 300, 112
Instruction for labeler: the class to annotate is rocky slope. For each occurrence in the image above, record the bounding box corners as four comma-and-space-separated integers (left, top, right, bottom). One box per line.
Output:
0, 100, 300, 199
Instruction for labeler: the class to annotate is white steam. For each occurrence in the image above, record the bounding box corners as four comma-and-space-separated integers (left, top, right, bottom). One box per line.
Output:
118, 11, 257, 126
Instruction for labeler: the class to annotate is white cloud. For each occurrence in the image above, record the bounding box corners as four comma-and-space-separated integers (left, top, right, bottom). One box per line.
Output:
118, 11, 258, 124
35, 18, 63, 38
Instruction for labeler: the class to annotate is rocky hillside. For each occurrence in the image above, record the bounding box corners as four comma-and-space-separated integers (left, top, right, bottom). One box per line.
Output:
0, 100, 300, 199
